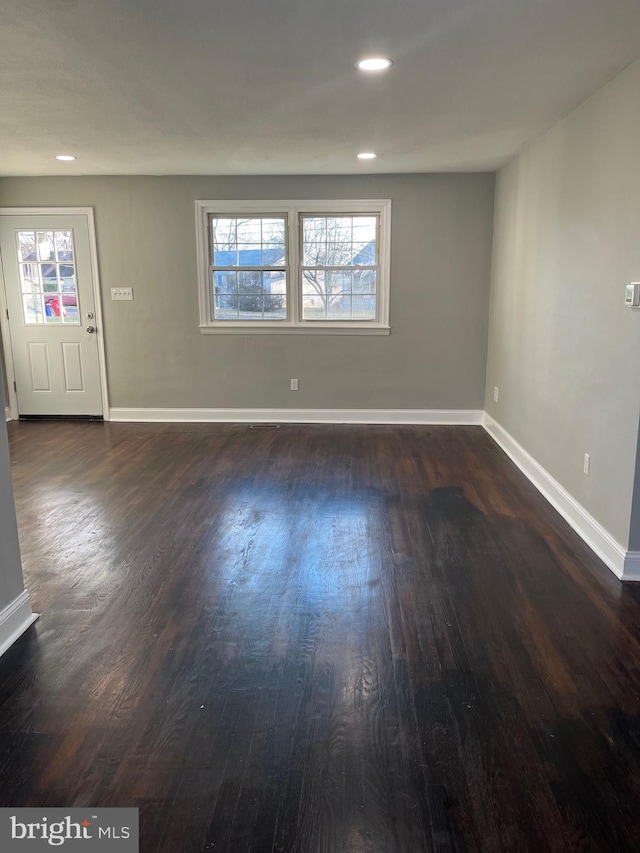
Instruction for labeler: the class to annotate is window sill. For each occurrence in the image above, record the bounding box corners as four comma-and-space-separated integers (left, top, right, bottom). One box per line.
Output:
199, 324, 391, 336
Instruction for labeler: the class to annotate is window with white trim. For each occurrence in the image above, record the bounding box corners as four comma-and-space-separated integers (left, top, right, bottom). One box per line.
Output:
196, 200, 391, 335
211, 215, 287, 321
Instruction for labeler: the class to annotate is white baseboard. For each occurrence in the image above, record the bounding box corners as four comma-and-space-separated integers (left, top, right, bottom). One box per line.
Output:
109, 407, 484, 425
0, 590, 38, 658
483, 414, 633, 580
4, 407, 10, 422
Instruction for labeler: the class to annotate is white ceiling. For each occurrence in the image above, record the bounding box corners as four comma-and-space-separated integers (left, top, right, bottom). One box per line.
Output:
1, 0, 640, 176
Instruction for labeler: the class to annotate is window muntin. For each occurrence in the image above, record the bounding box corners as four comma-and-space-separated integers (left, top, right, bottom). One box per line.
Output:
300, 215, 378, 321
210, 215, 287, 321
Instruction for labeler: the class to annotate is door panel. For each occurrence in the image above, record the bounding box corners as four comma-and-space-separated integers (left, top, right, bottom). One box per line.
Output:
61, 343, 85, 392
28, 342, 52, 392
0, 214, 103, 416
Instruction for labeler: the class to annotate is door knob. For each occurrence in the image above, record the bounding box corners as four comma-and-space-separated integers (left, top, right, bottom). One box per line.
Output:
86, 326, 96, 333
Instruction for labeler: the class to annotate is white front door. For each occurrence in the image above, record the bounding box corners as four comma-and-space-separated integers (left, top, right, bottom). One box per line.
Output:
0, 214, 103, 416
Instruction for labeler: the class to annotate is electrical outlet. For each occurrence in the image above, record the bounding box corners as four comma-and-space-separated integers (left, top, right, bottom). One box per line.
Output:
290, 378, 299, 391
111, 287, 133, 301
583, 453, 590, 476
493, 386, 499, 403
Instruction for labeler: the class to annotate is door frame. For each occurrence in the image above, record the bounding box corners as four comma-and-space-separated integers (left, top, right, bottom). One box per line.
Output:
0, 207, 109, 421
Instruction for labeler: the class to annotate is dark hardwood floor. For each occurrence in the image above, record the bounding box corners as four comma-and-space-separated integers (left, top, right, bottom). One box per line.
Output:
1, 420, 640, 852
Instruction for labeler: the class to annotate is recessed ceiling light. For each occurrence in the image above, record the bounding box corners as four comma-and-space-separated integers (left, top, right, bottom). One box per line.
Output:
357, 152, 377, 160
55, 155, 76, 161
356, 57, 393, 72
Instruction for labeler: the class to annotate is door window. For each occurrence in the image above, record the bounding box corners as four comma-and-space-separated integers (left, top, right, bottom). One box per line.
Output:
16, 230, 79, 324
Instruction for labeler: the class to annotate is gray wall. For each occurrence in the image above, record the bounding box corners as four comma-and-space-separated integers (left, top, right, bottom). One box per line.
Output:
629, 417, 640, 552
485, 59, 640, 548
0, 174, 494, 410
0, 385, 26, 608
0, 333, 7, 406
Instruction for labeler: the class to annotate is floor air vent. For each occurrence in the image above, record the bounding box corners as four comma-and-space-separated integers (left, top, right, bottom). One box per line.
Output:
248, 423, 280, 430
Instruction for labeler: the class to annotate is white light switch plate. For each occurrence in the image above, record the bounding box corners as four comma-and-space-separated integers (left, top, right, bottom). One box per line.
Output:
111, 287, 133, 301
625, 282, 640, 307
